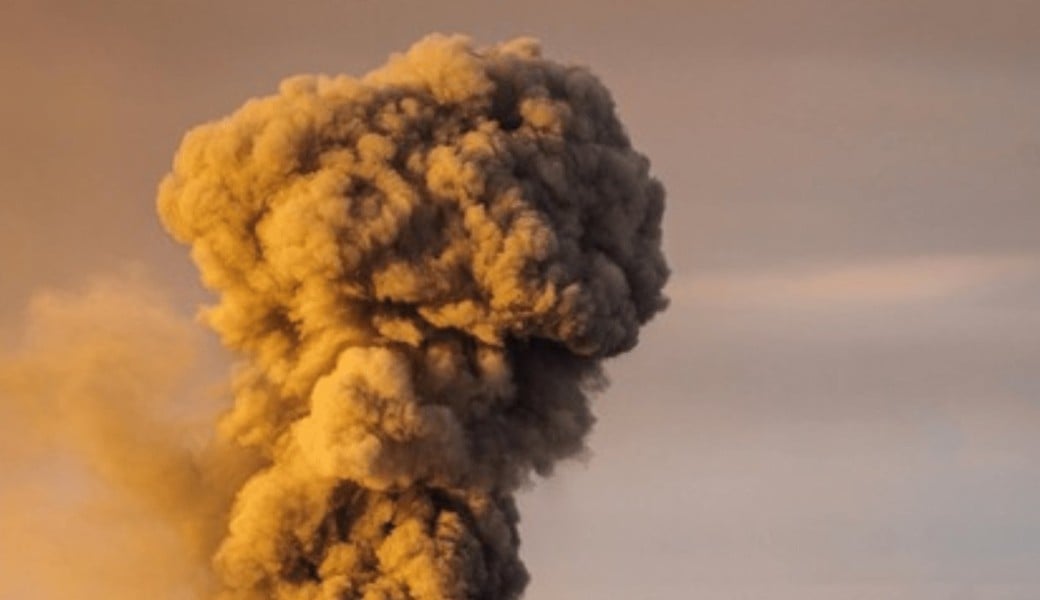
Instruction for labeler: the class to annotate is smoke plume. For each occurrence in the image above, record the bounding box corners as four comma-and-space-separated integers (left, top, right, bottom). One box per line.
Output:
158, 34, 668, 599
0, 275, 254, 599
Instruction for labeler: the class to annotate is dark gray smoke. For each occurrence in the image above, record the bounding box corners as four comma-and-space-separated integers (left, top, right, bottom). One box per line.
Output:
158, 34, 668, 599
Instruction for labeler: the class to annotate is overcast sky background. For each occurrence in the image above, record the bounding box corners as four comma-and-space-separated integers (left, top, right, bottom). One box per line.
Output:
2, 1, 1039, 598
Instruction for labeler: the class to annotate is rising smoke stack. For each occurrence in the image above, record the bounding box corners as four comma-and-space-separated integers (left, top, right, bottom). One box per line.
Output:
158, 34, 669, 599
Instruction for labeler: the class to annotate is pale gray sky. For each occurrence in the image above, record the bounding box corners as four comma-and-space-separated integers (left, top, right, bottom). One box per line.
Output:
2, 1, 1039, 598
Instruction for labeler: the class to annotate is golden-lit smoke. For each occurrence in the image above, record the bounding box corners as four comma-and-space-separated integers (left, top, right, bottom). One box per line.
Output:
158, 34, 668, 599
0, 276, 256, 599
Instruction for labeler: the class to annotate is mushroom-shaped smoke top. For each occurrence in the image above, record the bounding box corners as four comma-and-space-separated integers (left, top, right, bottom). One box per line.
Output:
158, 34, 668, 600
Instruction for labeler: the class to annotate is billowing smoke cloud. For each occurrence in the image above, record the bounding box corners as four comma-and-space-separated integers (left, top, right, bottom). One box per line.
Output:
158, 34, 668, 599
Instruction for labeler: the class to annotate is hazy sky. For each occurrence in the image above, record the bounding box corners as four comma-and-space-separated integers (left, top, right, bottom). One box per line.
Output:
3, 1, 1039, 598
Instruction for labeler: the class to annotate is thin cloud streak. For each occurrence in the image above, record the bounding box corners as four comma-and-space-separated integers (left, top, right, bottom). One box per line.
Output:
672, 254, 1039, 310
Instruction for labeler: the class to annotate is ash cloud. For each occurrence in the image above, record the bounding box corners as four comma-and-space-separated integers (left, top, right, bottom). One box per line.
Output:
0, 275, 255, 599
158, 34, 668, 599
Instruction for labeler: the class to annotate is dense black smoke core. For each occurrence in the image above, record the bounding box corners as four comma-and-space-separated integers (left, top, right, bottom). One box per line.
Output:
158, 34, 668, 599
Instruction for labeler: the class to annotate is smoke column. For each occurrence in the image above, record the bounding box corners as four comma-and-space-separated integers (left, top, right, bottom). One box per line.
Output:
158, 34, 668, 599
